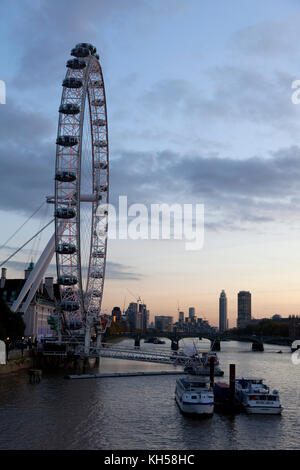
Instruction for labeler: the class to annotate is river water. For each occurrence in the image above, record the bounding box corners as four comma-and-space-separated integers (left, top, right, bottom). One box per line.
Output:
0, 338, 299, 450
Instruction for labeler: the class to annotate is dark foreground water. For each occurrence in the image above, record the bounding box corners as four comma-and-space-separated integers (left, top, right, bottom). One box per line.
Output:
0, 339, 299, 450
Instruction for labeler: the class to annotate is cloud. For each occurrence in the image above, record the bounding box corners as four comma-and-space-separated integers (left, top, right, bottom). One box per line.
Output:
0, 98, 56, 214
3, 260, 56, 278
0, 142, 54, 214
5, 0, 186, 91
138, 68, 298, 132
7, 0, 144, 88
1, 91, 300, 234
0, 101, 54, 143
110, 145, 300, 230
231, 15, 300, 59
1, 1, 300, 236
111, 146, 299, 202
4, 259, 142, 281
105, 261, 143, 280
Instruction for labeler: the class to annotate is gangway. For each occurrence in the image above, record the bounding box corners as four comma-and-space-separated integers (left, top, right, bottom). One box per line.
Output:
41, 340, 190, 365
90, 344, 190, 365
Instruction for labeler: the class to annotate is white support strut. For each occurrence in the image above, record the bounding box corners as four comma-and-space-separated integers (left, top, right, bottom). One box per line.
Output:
19, 246, 55, 314
11, 231, 56, 313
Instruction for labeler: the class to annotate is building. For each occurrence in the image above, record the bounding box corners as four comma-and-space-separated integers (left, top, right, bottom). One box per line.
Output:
289, 315, 300, 338
219, 290, 227, 333
154, 316, 173, 332
112, 306, 122, 323
178, 311, 184, 323
188, 307, 195, 319
173, 313, 215, 335
125, 302, 148, 330
139, 303, 149, 330
237, 291, 251, 329
0, 265, 60, 340
126, 302, 138, 330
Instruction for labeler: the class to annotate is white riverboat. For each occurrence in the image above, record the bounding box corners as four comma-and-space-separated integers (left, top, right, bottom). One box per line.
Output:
175, 376, 214, 416
184, 352, 224, 376
235, 378, 282, 415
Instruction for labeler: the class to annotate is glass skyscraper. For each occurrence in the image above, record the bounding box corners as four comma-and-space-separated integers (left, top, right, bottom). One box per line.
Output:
237, 291, 251, 328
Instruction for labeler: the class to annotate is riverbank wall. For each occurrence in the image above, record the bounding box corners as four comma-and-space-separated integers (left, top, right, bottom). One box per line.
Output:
0, 350, 34, 375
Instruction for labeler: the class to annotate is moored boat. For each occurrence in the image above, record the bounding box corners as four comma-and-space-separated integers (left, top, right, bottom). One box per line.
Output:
184, 352, 224, 376
144, 337, 165, 344
235, 378, 282, 415
175, 376, 214, 416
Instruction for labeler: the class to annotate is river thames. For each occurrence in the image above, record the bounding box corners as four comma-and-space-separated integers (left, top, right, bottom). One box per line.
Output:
0, 339, 299, 450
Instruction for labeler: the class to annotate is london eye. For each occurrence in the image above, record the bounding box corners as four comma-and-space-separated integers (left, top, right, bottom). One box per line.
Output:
55, 43, 109, 344
9, 43, 110, 356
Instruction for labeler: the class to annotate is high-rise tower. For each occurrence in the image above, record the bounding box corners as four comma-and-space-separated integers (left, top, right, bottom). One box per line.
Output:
237, 291, 251, 328
188, 307, 195, 319
219, 290, 227, 332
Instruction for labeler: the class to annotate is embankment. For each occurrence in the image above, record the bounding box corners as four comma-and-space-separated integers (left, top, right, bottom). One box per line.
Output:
0, 350, 33, 375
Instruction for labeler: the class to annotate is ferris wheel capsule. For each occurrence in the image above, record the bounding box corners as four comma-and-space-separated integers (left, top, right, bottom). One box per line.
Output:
58, 275, 78, 286
94, 119, 106, 127
59, 103, 80, 115
62, 77, 83, 89
75, 43, 96, 54
94, 161, 108, 170
91, 99, 104, 107
66, 58, 86, 70
55, 243, 76, 255
71, 46, 90, 58
94, 140, 107, 148
55, 208, 76, 219
56, 135, 79, 147
55, 170, 77, 182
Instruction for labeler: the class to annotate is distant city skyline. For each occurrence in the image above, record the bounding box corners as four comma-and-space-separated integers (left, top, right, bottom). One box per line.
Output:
1, 252, 296, 331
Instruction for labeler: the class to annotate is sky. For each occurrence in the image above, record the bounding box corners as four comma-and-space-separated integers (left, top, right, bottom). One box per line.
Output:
1, 0, 300, 326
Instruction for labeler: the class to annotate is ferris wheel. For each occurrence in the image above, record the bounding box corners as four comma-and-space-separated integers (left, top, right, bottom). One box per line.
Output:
8, 43, 110, 355
54, 43, 109, 339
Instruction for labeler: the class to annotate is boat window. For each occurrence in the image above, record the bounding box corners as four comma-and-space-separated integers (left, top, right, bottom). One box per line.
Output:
191, 395, 197, 399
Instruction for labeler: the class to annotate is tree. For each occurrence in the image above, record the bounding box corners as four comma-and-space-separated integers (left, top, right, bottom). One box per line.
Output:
106, 320, 126, 335
0, 297, 25, 341
230, 319, 289, 337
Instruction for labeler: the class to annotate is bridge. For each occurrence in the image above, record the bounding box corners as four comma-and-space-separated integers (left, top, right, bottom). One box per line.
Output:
104, 330, 295, 353
38, 330, 296, 372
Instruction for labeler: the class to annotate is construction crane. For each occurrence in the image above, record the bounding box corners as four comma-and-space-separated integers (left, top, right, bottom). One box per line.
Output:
126, 289, 143, 310
122, 295, 126, 314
